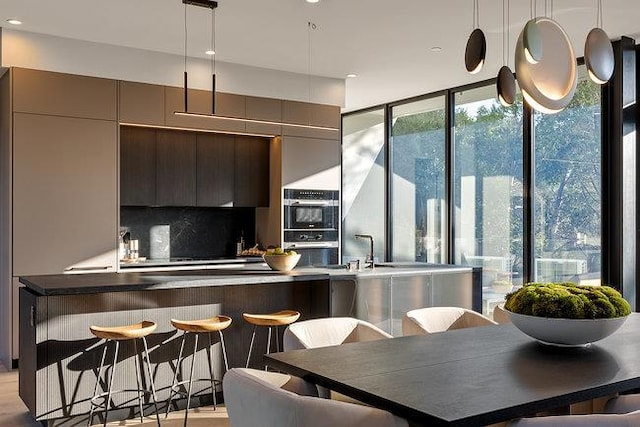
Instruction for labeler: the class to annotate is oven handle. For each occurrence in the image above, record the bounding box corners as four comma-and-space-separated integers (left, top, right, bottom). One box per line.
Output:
285, 242, 339, 249
286, 200, 333, 206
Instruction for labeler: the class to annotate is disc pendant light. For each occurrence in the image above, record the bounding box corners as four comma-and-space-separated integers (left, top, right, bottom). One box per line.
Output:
515, 17, 577, 114
584, 0, 614, 84
497, 0, 516, 106
465, 0, 486, 74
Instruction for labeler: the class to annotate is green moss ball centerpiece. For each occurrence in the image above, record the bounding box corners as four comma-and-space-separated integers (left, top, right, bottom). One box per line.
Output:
505, 282, 631, 319
504, 283, 631, 346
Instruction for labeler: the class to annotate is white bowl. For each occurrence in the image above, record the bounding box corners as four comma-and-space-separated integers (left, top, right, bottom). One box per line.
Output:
506, 309, 629, 347
263, 254, 301, 272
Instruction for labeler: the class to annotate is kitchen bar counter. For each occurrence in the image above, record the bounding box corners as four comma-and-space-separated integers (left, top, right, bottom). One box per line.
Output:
18, 263, 480, 424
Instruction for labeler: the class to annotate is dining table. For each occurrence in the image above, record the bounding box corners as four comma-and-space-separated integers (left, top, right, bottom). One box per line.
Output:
265, 313, 640, 426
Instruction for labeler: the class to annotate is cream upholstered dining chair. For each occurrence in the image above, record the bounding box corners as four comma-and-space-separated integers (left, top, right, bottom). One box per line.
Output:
402, 306, 497, 336
283, 317, 392, 351
507, 410, 640, 426
283, 317, 392, 400
223, 368, 408, 427
493, 303, 512, 324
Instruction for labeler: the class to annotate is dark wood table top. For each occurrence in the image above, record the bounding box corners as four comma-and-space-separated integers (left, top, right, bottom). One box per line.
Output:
266, 313, 640, 426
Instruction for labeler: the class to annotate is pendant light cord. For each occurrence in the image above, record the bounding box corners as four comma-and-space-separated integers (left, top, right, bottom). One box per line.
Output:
183, 2, 188, 111
211, 7, 216, 75
597, 0, 603, 28
473, 0, 479, 29
530, 0, 534, 19
184, 4, 188, 76
502, 0, 510, 67
308, 21, 315, 103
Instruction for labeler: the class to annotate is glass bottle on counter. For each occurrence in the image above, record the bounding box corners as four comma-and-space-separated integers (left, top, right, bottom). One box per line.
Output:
236, 233, 245, 256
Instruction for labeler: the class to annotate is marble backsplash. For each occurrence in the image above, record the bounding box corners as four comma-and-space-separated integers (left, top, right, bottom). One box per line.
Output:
120, 207, 256, 260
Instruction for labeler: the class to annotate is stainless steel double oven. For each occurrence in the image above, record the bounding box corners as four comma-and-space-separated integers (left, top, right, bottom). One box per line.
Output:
283, 188, 339, 266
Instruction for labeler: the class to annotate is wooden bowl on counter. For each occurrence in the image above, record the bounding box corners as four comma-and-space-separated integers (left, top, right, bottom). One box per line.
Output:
263, 254, 302, 272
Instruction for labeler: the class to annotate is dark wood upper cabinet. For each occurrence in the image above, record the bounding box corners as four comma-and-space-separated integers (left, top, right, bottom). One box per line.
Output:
120, 126, 157, 206
119, 81, 165, 126
234, 136, 270, 207
196, 133, 235, 207
156, 130, 197, 206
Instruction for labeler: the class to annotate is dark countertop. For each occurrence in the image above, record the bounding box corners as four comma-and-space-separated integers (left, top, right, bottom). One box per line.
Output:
19, 266, 329, 296
19, 263, 475, 296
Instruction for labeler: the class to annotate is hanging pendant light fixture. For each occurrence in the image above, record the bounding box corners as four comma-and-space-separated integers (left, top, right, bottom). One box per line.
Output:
584, 0, 614, 84
180, 0, 217, 113
174, 0, 339, 133
497, 0, 516, 107
209, 0, 217, 113
464, 0, 486, 74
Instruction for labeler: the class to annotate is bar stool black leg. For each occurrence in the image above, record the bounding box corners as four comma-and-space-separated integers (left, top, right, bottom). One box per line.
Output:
165, 331, 187, 418
206, 333, 217, 410
103, 341, 120, 427
133, 339, 144, 423
184, 334, 198, 427
184, 333, 199, 427
141, 336, 161, 427
88, 342, 108, 427
219, 330, 229, 372
275, 325, 280, 352
246, 325, 257, 368
264, 326, 274, 370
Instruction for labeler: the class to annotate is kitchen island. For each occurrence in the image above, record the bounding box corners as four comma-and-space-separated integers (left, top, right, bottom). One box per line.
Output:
19, 263, 480, 424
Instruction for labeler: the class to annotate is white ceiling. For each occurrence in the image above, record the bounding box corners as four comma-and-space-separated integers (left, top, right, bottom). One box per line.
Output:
1, 0, 639, 111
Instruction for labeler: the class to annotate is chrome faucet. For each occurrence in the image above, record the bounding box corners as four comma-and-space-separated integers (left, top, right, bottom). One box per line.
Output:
355, 234, 375, 269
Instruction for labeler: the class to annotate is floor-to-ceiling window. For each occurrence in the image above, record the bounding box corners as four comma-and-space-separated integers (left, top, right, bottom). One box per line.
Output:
453, 86, 524, 310
341, 65, 606, 313
533, 66, 602, 284
342, 108, 386, 264
390, 96, 446, 263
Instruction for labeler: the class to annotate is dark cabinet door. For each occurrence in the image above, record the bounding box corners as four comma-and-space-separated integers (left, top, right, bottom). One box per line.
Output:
120, 126, 157, 206
234, 136, 270, 207
196, 133, 235, 207
156, 129, 197, 206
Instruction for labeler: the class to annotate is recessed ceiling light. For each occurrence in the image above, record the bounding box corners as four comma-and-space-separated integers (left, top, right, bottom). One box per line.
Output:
431, 46, 442, 53
205, 50, 215, 55
6, 19, 22, 25
346, 73, 358, 78
306, 0, 320, 3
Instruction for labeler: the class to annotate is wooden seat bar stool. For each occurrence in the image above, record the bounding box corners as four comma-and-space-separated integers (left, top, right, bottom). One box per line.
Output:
88, 321, 160, 427
243, 310, 301, 369
165, 315, 232, 426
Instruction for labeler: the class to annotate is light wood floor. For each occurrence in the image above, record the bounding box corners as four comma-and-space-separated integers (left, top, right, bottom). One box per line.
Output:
0, 363, 230, 427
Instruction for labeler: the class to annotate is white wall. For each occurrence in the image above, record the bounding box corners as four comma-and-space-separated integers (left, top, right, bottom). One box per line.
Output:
281, 136, 340, 190
1, 29, 345, 106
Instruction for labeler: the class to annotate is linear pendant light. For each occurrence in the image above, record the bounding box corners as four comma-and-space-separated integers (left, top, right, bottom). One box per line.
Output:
174, 0, 339, 133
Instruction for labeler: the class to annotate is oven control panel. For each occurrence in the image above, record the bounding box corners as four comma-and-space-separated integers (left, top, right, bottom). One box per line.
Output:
284, 230, 338, 245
